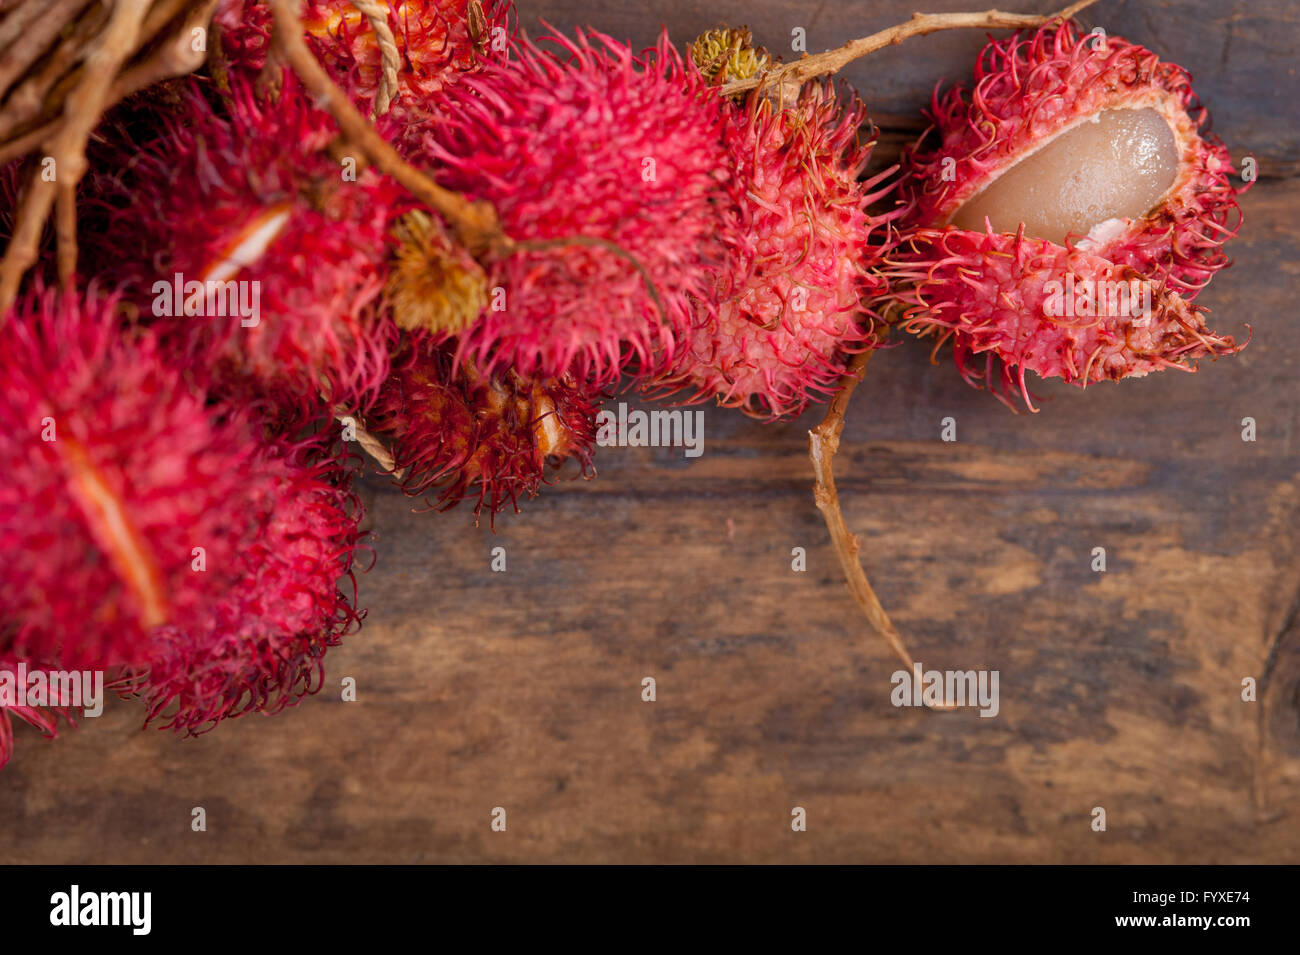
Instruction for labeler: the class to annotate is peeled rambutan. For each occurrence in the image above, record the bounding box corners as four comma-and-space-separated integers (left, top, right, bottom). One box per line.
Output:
885, 20, 1247, 410
660, 82, 895, 418
366, 333, 600, 521
406, 30, 735, 386
214, 0, 513, 117
0, 289, 295, 671
97, 74, 403, 419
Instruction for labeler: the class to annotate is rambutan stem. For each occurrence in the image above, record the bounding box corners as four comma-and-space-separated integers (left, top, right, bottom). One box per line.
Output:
267, 0, 508, 257
720, 0, 1100, 99
808, 347, 956, 710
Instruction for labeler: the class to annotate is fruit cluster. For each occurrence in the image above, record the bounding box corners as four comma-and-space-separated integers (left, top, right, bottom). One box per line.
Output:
0, 1, 1249, 766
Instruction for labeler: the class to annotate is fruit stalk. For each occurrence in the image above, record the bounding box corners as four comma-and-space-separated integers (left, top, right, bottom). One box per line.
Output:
720, 0, 1100, 99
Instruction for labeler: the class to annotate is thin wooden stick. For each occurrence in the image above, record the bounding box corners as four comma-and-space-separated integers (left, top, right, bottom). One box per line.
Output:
0, 0, 150, 314
266, 0, 508, 256
721, 0, 1100, 99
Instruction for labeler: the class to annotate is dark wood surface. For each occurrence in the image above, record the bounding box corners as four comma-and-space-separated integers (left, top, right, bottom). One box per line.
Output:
2, 0, 1298, 863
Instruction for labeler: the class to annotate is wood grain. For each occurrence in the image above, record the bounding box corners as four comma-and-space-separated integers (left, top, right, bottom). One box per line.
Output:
1, 0, 1297, 864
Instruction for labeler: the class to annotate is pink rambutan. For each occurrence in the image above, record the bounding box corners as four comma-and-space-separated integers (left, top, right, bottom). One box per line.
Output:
886, 20, 1248, 410
662, 83, 896, 418
365, 333, 600, 520
0, 289, 367, 743
214, 0, 513, 117
98, 74, 404, 420
129, 442, 364, 735
405, 30, 735, 386
0, 290, 290, 670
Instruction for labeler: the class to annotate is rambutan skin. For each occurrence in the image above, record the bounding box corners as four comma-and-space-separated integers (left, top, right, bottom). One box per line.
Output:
366, 333, 600, 521
130, 442, 365, 736
887, 20, 1249, 409
662, 83, 896, 418
0, 290, 279, 670
0, 292, 367, 744
97, 75, 404, 419
407, 30, 735, 386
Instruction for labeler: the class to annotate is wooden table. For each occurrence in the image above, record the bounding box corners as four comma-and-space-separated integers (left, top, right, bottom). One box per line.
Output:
1, 0, 1296, 863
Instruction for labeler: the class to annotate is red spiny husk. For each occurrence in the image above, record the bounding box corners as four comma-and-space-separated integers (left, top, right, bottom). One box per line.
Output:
366, 333, 601, 521
97, 75, 403, 421
408, 30, 734, 386
0, 290, 276, 670
659, 83, 896, 418
0, 291, 366, 742
887, 20, 1248, 410
0, 652, 74, 770
129, 443, 365, 736
214, 0, 513, 118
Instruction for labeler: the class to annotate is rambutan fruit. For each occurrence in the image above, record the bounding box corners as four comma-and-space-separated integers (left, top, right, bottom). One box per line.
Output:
0, 289, 295, 671
0, 289, 366, 740
365, 333, 600, 521
405, 30, 735, 386
214, 0, 513, 117
657, 83, 895, 418
100, 75, 404, 420
129, 443, 364, 735
886, 20, 1248, 410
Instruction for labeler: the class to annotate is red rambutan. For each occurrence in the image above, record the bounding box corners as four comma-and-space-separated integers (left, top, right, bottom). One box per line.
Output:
886, 20, 1248, 410
0, 290, 289, 670
0, 289, 366, 735
129, 442, 364, 735
663, 83, 896, 418
404, 30, 735, 386
99, 74, 404, 420
365, 333, 600, 521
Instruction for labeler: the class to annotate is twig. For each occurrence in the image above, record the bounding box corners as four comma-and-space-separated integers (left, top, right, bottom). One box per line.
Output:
113, 0, 221, 100
809, 348, 956, 709
0, 0, 150, 314
55, 180, 76, 288
266, 0, 508, 256
0, 0, 93, 104
720, 0, 1100, 98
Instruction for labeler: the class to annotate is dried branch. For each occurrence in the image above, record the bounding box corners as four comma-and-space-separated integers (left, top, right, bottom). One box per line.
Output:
266, 0, 509, 257
720, 0, 1100, 99
0, 0, 219, 313
809, 348, 955, 709
0, 0, 151, 314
